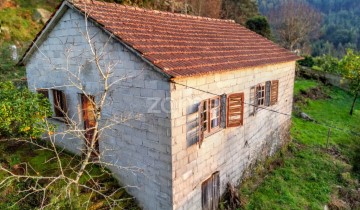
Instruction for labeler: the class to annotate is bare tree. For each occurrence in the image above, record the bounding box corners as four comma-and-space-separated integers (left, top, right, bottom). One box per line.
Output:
0, 3, 142, 209
268, 0, 322, 52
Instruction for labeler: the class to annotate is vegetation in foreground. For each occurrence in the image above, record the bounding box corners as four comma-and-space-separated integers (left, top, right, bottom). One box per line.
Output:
238, 79, 360, 210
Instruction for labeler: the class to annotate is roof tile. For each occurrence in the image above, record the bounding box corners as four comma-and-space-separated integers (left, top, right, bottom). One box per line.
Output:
70, 0, 300, 77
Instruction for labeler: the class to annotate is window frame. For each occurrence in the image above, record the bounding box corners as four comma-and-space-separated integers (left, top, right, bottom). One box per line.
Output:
201, 96, 221, 136
256, 83, 266, 107
52, 89, 68, 120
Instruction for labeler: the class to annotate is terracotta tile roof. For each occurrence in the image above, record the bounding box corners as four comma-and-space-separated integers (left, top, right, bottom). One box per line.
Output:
38, 0, 301, 77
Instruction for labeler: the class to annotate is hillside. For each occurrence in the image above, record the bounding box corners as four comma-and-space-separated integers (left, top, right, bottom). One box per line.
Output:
258, 0, 360, 57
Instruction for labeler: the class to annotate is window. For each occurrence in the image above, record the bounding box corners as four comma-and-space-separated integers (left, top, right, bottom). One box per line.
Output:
199, 96, 221, 135
256, 84, 266, 106
52, 89, 68, 118
250, 80, 279, 115
202, 172, 220, 210
197, 93, 244, 147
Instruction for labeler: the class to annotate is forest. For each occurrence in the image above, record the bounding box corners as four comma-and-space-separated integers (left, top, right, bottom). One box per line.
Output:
259, 0, 360, 57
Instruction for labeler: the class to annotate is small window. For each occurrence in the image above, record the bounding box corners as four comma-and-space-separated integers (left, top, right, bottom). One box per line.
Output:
198, 96, 222, 147
256, 84, 266, 106
52, 89, 68, 118
210, 97, 220, 130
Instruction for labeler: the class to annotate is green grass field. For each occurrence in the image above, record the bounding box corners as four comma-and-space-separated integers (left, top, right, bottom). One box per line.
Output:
239, 79, 360, 210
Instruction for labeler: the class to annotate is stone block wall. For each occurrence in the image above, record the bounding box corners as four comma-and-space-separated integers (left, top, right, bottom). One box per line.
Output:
170, 62, 296, 209
25, 7, 173, 210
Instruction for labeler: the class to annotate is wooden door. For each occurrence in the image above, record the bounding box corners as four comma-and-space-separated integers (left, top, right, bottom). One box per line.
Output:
81, 94, 99, 157
202, 172, 220, 210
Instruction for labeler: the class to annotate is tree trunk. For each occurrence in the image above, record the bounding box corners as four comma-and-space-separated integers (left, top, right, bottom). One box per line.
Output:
350, 91, 359, 115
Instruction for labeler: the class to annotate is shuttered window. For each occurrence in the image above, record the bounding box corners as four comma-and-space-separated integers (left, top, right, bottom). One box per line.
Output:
270, 80, 279, 105
226, 93, 244, 127
202, 172, 220, 210
52, 89, 68, 118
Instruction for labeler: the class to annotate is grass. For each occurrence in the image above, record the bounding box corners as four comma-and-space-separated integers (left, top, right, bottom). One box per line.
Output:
238, 79, 360, 210
0, 140, 140, 209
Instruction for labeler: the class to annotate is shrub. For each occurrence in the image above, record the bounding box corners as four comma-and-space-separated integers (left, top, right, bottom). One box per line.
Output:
0, 82, 52, 138
298, 55, 315, 67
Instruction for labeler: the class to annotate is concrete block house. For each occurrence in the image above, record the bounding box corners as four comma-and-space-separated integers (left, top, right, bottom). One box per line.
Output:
20, 0, 300, 209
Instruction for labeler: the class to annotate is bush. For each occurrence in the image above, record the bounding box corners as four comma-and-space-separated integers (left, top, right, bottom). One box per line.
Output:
313, 55, 342, 75
0, 82, 52, 138
298, 55, 315, 67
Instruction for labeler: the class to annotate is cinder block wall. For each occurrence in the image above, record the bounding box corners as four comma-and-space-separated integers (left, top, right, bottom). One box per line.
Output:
26, 7, 173, 210
170, 62, 296, 210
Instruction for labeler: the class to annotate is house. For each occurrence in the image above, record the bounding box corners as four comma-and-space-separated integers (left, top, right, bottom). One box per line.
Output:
19, 0, 300, 209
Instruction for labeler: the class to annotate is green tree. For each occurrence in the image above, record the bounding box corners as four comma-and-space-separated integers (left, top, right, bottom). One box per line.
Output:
340, 49, 360, 115
0, 82, 52, 138
221, 0, 259, 25
245, 15, 271, 39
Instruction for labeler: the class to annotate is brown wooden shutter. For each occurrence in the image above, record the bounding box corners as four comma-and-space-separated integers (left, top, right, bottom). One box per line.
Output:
198, 101, 205, 147
37, 89, 49, 99
249, 86, 256, 116
270, 80, 279, 105
226, 93, 244, 127
265, 81, 271, 106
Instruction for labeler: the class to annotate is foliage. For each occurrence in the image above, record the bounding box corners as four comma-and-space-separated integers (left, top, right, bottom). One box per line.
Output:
313, 55, 341, 75
0, 141, 140, 209
245, 15, 271, 39
221, 0, 260, 25
239, 79, 360, 209
340, 49, 360, 115
0, 82, 52, 138
298, 55, 315, 67
0, 43, 26, 81
258, 0, 360, 57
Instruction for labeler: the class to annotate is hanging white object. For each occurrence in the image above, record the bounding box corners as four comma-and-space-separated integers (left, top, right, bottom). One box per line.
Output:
10, 45, 17, 61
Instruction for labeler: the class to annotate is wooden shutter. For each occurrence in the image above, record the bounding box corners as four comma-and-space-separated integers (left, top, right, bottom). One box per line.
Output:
265, 81, 271, 106
53, 90, 67, 118
198, 101, 205, 147
37, 89, 49, 99
270, 80, 279, 105
220, 94, 227, 128
250, 86, 257, 116
226, 93, 244, 127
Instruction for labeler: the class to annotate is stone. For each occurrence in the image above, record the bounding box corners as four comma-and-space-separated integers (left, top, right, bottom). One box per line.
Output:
300, 112, 315, 121
33, 8, 52, 24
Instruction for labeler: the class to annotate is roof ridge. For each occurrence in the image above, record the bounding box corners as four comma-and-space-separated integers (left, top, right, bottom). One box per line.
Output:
69, 0, 236, 23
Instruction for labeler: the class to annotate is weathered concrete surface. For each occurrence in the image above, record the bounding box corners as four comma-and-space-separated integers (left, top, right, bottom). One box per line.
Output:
170, 61, 295, 209
26, 8, 172, 210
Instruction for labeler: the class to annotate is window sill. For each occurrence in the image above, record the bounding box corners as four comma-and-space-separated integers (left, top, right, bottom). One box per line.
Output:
204, 127, 223, 138
49, 117, 69, 124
